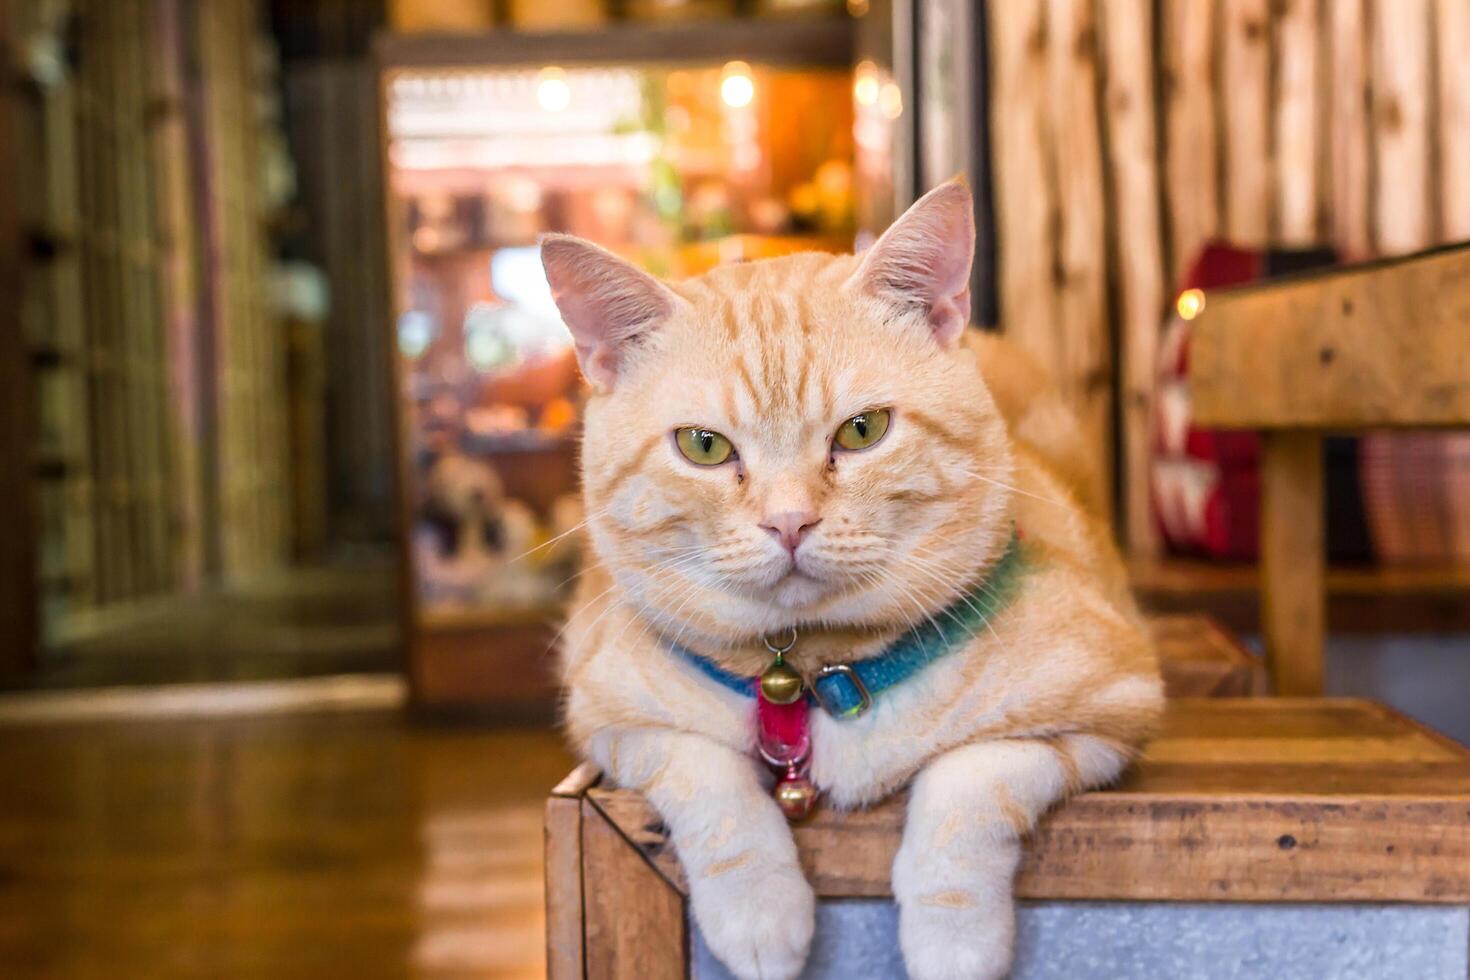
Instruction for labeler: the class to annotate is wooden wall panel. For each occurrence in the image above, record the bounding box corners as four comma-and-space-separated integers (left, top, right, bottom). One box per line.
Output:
1437, 0, 1470, 240
989, 0, 1062, 371
1221, 0, 1272, 245
1370, 0, 1432, 255
1162, 0, 1221, 283
1101, 0, 1165, 553
1328, 0, 1372, 258
1045, 0, 1112, 520
988, 0, 1112, 512
1273, 0, 1321, 244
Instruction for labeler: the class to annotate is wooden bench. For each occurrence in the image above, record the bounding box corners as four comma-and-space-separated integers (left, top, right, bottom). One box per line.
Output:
546, 698, 1470, 979
1189, 242, 1470, 695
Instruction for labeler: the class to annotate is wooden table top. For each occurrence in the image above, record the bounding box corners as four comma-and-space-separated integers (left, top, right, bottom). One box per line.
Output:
570, 699, 1470, 904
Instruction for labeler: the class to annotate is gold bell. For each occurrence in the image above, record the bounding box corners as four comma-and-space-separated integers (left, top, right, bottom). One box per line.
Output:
774, 773, 817, 821
759, 658, 804, 704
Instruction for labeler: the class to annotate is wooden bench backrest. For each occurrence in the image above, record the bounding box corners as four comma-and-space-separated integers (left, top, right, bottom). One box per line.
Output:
1187, 243, 1470, 694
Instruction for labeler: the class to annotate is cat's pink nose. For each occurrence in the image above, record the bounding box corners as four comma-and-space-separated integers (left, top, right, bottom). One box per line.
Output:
760, 512, 822, 554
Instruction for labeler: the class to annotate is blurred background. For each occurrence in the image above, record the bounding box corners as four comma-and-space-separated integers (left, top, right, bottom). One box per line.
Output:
0, 0, 1466, 976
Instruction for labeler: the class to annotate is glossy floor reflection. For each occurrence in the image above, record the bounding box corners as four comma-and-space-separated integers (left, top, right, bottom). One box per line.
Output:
0, 710, 574, 978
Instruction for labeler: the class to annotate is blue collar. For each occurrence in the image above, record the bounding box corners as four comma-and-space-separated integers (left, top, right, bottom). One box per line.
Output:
664, 530, 1027, 720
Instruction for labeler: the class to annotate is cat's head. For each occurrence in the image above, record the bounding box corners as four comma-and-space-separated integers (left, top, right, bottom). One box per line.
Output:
542, 180, 1013, 646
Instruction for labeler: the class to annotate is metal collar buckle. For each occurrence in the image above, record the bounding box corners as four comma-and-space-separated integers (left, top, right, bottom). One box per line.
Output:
812, 663, 873, 718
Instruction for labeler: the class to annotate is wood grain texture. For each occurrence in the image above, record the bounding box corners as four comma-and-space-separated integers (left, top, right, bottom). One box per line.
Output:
1371, 0, 1433, 254
1260, 432, 1325, 695
0, 714, 576, 978
544, 796, 585, 980
1101, 0, 1167, 556
1221, 0, 1272, 245
581, 799, 687, 980
1329, 0, 1372, 258
374, 16, 855, 70
1273, 0, 1321, 244
1151, 613, 1268, 696
988, 0, 1062, 384
1132, 553, 1470, 635
581, 699, 1470, 904
1163, 0, 1221, 281
1188, 244, 1470, 429
1438, 0, 1470, 239
1046, 0, 1113, 521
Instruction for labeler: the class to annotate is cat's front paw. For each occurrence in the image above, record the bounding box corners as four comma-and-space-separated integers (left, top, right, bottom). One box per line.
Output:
690, 858, 815, 980
897, 893, 1014, 980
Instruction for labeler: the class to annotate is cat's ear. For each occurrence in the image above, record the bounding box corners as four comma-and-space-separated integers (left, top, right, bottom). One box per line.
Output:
541, 234, 685, 390
848, 178, 974, 347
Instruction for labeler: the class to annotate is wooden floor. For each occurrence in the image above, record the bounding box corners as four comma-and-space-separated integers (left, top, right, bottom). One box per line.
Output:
0, 710, 574, 978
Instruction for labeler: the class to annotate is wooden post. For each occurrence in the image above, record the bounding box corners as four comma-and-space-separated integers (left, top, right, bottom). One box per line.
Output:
988, 1, 1062, 370
1101, 0, 1166, 556
1438, 0, 1470, 240
1162, 0, 1220, 282
1045, 0, 1113, 523
1260, 432, 1325, 695
1371, 0, 1432, 255
1329, 0, 1371, 258
1273, 0, 1321, 245
1221, 0, 1271, 246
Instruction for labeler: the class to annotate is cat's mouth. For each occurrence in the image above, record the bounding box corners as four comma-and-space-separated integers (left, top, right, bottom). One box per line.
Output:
769, 563, 829, 608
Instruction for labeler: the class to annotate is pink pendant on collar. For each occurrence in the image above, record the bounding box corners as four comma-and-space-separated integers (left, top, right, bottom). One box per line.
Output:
757, 630, 818, 821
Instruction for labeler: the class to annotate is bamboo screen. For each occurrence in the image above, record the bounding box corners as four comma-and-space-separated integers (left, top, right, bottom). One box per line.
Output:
984, 0, 1470, 557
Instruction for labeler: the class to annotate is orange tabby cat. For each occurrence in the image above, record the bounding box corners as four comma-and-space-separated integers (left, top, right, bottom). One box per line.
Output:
543, 180, 1162, 980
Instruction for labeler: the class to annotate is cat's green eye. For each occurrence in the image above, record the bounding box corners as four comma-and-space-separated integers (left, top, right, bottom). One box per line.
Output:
834, 409, 891, 451
675, 427, 735, 466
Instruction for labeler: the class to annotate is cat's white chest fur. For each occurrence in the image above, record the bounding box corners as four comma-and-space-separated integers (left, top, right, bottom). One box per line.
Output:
805, 647, 1009, 809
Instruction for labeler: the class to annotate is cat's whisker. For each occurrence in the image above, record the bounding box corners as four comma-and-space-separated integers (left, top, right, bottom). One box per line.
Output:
505, 505, 611, 565
954, 470, 1071, 510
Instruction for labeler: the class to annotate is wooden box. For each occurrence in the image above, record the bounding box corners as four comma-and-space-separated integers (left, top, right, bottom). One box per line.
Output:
546, 698, 1470, 978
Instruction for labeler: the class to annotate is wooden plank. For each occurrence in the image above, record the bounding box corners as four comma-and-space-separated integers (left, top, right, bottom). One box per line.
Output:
1101, 0, 1166, 555
987, 0, 1062, 436
544, 796, 586, 980
586, 699, 1470, 904
1045, 0, 1112, 523
1189, 244, 1470, 429
1221, 0, 1272, 245
1439, 0, 1470, 239
1163, 0, 1221, 281
1132, 554, 1470, 634
1371, 0, 1432, 254
376, 16, 854, 70
1329, 0, 1371, 257
0, 0, 39, 678
552, 761, 603, 798
1260, 432, 1325, 695
1273, 0, 1321, 244
1150, 613, 1268, 696
581, 798, 688, 980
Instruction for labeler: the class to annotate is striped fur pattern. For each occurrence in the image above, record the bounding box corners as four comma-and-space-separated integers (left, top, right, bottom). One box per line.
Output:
544, 181, 1163, 980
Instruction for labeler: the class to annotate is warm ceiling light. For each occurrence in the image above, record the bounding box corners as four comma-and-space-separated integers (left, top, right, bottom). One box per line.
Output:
847, 0, 870, 15
536, 67, 571, 112
853, 60, 879, 106
1176, 288, 1205, 321
720, 61, 755, 108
